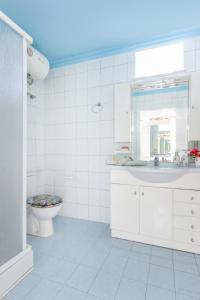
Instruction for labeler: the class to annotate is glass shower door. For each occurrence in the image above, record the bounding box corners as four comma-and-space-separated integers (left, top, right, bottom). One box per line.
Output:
0, 19, 24, 266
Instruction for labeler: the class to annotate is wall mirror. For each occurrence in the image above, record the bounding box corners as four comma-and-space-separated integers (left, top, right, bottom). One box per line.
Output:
131, 75, 189, 162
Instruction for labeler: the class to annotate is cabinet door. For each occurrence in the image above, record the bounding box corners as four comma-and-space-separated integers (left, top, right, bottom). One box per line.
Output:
111, 184, 139, 233
140, 187, 173, 240
189, 71, 200, 141
114, 83, 131, 143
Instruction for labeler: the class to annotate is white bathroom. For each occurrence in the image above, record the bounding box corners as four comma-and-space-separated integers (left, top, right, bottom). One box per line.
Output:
1, 1, 200, 299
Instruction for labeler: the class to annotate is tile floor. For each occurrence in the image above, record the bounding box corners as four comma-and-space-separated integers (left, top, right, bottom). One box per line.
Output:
4, 216, 200, 300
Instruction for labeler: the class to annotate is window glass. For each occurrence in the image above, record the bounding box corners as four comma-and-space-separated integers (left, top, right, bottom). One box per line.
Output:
135, 43, 184, 78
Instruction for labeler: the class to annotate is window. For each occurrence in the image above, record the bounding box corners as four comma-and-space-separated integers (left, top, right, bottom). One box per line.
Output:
135, 42, 184, 78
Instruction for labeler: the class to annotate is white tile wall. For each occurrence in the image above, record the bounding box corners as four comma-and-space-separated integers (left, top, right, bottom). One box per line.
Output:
27, 36, 200, 223
41, 52, 135, 223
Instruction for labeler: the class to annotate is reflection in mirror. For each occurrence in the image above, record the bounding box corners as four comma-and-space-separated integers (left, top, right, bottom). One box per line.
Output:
131, 77, 189, 162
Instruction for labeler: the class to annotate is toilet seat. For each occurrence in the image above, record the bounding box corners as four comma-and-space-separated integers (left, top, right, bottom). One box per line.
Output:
27, 194, 63, 208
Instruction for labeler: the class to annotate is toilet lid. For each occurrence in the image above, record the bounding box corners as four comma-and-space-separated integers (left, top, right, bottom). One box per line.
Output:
27, 194, 63, 208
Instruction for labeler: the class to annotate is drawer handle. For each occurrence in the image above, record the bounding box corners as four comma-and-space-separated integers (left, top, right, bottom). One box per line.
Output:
141, 192, 144, 196
190, 237, 195, 243
190, 196, 194, 201
191, 210, 195, 215
191, 224, 195, 230
134, 191, 137, 195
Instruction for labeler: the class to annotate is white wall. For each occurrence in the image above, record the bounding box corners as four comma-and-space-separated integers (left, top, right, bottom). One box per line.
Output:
27, 36, 200, 223
41, 52, 134, 223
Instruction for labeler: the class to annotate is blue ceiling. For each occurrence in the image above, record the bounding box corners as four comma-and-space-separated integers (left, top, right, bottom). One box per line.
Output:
1, 0, 200, 67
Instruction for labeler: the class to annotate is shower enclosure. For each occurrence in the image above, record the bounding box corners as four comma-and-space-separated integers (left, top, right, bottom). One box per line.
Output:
0, 11, 33, 298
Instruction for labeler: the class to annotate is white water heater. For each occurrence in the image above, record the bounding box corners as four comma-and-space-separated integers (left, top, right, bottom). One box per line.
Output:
27, 45, 49, 80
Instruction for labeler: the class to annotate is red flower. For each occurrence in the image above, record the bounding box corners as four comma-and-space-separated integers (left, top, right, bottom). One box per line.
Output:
189, 148, 200, 157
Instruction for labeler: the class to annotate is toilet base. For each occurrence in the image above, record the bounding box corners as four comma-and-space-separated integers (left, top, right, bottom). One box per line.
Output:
27, 213, 54, 237
37, 220, 54, 237
27, 203, 62, 238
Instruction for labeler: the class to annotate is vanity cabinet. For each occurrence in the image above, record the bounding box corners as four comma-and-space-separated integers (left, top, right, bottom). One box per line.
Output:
140, 187, 172, 240
114, 83, 131, 143
189, 71, 200, 141
110, 169, 200, 254
111, 184, 139, 233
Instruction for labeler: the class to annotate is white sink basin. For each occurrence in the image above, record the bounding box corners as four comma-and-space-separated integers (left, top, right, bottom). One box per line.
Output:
128, 167, 186, 183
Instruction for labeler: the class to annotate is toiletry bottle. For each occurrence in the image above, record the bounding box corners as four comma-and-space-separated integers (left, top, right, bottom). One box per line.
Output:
173, 152, 180, 167
181, 150, 188, 167
154, 156, 159, 167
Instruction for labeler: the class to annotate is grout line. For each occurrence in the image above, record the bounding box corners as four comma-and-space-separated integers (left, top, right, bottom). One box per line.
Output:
172, 249, 177, 300
113, 253, 130, 300
194, 254, 200, 276
144, 251, 151, 299
84, 246, 111, 298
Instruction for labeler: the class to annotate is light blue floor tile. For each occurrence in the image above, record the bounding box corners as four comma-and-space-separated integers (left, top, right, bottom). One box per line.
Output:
81, 249, 108, 269
84, 295, 102, 300
91, 242, 111, 254
173, 251, 196, 264
9, 217, 200, 300
55, 286, 86, 300
151, 246, 173, 260
63, 244, 90, 262
33, 254, 60, 275
111, 238, 133, 250
174, 259, 199, 275
148, 265, 175, 291
150, 255, 173, 269
109, 247, 130, 258
45, 243, 86, 262
92, 236, 108, 247
195, 254, 200, 264
131, 242, 152, 255
48, 259, 78, 284
67, 265, 98, 292
146, 285, 175, 300
115, 278, 146, 300
6, 273, 41, 300
123, 257, 149, 283
89, 271, 121, 300
176, 293, 200, 300
175, 270, 200, 298
100, 253, 128, 276
33, 255, 78, 283
129, 251, 151, 263
23, 278, 62, 300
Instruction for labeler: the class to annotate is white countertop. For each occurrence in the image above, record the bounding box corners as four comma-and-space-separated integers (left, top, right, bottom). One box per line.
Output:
109, 164, 200, 183
109, 165, 200, 173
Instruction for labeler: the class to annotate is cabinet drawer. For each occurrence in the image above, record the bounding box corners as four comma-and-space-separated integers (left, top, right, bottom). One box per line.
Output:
174, 189, 200, 204
174, 229, 200, 245
174, 216, 200, 232
174, 202, 200, 217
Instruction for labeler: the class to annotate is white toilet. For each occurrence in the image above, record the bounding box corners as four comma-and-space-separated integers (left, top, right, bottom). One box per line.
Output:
27, 194, 62, 237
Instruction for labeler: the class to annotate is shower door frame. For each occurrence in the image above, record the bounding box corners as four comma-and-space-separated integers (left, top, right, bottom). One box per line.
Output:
0, 12, 33, 299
